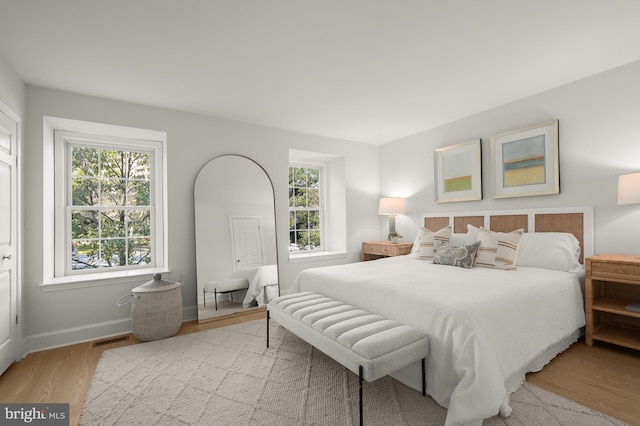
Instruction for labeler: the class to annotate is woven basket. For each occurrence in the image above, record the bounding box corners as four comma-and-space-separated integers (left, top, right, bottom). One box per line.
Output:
123, 273, 183, 342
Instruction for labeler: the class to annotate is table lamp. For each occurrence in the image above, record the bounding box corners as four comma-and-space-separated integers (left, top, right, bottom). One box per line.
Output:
378, 197, 405, 237
618, 172, 640, 205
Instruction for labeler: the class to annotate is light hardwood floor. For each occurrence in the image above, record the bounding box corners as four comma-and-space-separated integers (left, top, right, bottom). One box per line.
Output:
1, 310, 639, 425
527, 340, 640, 425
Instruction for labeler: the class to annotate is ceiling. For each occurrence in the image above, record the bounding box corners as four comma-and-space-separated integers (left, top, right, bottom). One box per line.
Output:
1, 1, 640, 145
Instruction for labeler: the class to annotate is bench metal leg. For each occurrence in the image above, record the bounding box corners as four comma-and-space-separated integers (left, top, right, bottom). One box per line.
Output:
422, 358, 426, 396
357, 358, 423, 426
359, 365, 364, 426
214, 289, 218, 310
266, 310, 270, 348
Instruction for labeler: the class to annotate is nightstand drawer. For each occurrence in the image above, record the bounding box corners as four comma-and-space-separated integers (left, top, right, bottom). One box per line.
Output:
361, 241, 413, 261
590, 261, 640, 282
362, 243, 392, 256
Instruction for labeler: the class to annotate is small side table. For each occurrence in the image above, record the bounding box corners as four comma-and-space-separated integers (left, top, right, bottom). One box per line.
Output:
361, 241, 413, 261
585, 254, 640, 351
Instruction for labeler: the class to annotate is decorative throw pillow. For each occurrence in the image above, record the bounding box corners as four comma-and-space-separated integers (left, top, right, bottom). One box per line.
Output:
474, 228, 498, 268
416, 225, 452, 261
450, 233, 468, 247
433, 241, 481, 269
474, 228, 523, 270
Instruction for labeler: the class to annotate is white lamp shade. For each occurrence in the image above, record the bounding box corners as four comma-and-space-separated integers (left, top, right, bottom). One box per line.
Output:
618, 172, 640, 205
378, 197, 405, 215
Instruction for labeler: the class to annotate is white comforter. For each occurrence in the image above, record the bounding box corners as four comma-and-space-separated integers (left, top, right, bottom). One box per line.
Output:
289, 256, 585, 426
231, 264, 279, 308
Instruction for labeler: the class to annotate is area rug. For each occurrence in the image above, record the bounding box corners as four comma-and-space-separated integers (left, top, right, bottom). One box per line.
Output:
82, 320, 625, 425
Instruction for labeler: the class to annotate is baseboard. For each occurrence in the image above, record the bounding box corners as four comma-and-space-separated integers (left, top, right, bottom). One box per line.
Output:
24, 304, 199, 355
182, 304, 198, 322
25, 318, 133, 355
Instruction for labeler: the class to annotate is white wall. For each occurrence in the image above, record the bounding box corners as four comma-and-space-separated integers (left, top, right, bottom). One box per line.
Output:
379, 60, 640, 256
22, 85, 380, 352
0, 55, 24, 118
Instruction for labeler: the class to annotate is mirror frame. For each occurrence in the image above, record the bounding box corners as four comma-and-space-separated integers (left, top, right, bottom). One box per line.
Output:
194, 154, 279, 322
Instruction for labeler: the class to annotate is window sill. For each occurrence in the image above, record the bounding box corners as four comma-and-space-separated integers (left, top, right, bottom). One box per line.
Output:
288, 251, 347, 264
39, 267, 170, 292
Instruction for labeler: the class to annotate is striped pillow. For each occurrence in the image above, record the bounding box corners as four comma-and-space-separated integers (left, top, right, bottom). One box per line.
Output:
417, 225, 452, 261
474, 228, 523, 270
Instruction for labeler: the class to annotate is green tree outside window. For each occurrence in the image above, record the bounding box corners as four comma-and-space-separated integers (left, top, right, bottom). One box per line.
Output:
70, 146, 152, 270
289, 165, 322, 252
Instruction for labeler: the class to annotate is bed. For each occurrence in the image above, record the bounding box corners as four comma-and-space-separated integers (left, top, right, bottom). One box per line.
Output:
289, 208, 593, 426
229, 264, 279, 308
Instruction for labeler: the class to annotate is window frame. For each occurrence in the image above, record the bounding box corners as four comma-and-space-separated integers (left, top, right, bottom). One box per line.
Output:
42, 117, 168, 289
57, 132, 157, 276
288, 162, 325, 253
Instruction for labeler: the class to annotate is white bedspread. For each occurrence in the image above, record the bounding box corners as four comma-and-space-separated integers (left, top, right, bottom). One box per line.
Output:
289, 256, 585, 426
231, 264, 279, 307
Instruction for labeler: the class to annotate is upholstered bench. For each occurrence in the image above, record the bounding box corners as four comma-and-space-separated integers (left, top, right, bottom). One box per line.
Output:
266, 291, 429, 426
203, 277, 249, 310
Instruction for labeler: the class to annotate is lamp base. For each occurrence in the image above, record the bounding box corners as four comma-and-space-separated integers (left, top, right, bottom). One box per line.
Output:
388, 214, 396, 236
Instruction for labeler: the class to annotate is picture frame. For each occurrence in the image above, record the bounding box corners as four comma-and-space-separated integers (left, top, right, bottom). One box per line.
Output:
490, 120, 559, 199
434, 139, 482, 203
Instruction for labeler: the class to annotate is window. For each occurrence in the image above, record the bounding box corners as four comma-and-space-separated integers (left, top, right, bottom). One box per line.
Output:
289, 164, 323, 252
68, 142, 152, 272
44, 117, 167, 286
288, 149, 347, 262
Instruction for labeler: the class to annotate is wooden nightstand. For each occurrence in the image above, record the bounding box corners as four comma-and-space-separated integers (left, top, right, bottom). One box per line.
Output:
585, 254, 640, 350
361, 241, 413, 261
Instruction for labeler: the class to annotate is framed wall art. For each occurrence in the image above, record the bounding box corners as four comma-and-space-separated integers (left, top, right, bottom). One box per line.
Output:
490, 120, 559, 199
434, 139, 482, 203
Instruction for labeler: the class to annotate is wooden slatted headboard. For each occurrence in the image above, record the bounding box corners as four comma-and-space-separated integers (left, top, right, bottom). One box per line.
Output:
424, 207, 593, 264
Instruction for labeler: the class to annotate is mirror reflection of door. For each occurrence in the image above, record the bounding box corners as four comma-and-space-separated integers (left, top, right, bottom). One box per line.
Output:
194, 155, 278, 323
229, 216, 264, 270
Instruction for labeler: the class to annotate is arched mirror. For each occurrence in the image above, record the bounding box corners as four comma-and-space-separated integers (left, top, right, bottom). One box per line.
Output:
195, 155, 279, 322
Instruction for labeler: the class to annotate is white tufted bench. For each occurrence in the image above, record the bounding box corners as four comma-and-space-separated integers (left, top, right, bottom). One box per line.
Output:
203, 277, 249, 310
267, 291, 429, 426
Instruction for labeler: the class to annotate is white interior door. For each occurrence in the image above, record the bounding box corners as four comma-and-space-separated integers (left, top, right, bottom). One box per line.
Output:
0, 107, 18, 376
230, 216, 264, 271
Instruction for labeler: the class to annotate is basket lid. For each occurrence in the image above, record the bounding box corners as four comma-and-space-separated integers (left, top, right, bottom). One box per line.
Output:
133, 273, 181, 292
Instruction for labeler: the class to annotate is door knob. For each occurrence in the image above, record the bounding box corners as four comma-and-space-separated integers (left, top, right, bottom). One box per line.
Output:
2, 255, 11, 260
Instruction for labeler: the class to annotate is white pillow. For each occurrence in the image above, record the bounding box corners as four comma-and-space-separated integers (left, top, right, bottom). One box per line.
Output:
475, 227, 523, 270
464, 224, 480, 245
416, 225, 452, 261
410, 234, 421, 255
516, 232, 582, 273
